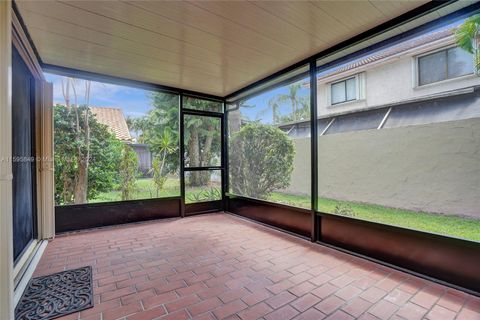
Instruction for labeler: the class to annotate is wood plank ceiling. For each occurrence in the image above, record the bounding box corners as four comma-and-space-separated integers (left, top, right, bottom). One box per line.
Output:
17, 0, 429, 96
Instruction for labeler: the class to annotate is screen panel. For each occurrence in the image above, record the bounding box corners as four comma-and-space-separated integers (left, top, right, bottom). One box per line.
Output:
184, 114, 221, 168
46, 73, 181, 206
228, 67, 311, 209
316, 14, 480, 243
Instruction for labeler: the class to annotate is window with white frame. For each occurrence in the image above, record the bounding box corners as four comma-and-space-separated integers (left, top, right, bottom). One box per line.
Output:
328, 73, 366, 106
331, 77, 357, 105
418, 46, 474, 86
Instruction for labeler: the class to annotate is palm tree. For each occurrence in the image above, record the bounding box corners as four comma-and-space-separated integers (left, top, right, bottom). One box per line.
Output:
296, 96, 310, 121
274, 83, 303, 122
455, 14, 480, 72
256, 97, 280, 124
268, 98, 280, 124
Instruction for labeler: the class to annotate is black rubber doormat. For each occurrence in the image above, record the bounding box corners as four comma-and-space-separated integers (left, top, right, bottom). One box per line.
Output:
15, 266, 94, 320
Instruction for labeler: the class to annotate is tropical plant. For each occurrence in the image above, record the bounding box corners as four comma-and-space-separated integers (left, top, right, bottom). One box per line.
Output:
273, 83, 308, 122
187, 191, 204, 203
151, 158, 167, 197
118, 144, 139, 201
455, 14, 480, 72
277, 96, 309, 124
150, 131, 176, 195
257, 83, 309, 125
187, 187, 221, 202
203, 187, 221, 200
142, 92, 180, 174
229, 123, 295, 199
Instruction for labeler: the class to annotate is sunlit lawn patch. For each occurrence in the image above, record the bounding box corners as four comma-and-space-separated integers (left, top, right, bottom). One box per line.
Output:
269, 192, 480, 242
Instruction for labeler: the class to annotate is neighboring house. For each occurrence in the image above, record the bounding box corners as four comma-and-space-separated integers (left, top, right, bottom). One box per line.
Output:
317, 27, 478, 116
90, 107, 133, 142
129, 143, 153, 176
90, 107, 152, 176
280, 26, 480, 137
279, 26, 480, 197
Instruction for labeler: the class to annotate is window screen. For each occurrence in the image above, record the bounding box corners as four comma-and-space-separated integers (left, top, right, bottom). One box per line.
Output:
48, 73, 181, 205
317, 15, 480, 243
228, 69, 311, 209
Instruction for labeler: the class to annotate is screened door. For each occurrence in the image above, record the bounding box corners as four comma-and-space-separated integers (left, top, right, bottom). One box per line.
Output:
181, 96, 224, 215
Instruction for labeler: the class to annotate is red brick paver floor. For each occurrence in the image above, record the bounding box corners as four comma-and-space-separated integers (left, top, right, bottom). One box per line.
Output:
33, 213, 480, 320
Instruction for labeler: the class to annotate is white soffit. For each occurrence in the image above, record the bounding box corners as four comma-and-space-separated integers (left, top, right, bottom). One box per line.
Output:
17, 0, 465, 96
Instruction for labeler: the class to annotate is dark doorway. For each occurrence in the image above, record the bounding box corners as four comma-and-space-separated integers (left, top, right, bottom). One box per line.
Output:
12, 45, 37, 262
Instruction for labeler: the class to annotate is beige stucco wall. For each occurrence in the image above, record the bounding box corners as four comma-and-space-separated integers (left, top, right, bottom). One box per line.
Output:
317, 49, 480, 118
315, 118, 480, 218
283, 118, 480, 218
281, 137, 311, 195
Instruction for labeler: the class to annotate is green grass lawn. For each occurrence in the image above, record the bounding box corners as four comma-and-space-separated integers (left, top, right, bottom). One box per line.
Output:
92, 178, 221, 204
93, 180, 479, 242
91, 178, 181, 203
268, 191, 480, 242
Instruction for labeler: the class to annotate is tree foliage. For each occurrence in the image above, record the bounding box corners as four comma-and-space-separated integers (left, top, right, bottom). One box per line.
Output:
273, 83, 309, 123
118, 144, 138, 201
59, 77, 93, 203
55, 86, 223, 204
258, 82, 309, 125
54, 104, 122, 205
229, 123, 295, 199
136, 92, 179, 178
183, 98, 221, 186
138, 93, 221, 187
455, 14, 480, 71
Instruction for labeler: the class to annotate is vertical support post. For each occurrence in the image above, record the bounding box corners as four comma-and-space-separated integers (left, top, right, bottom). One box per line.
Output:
39, 81, 55, 239
310, 60, 319, 242
0, 1, 14, 318
179, 94, 185, 218
222, 101, 229, 212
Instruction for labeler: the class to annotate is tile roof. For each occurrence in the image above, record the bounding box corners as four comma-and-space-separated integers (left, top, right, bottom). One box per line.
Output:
90, 107, 132, 142
318, 27, 455, 81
